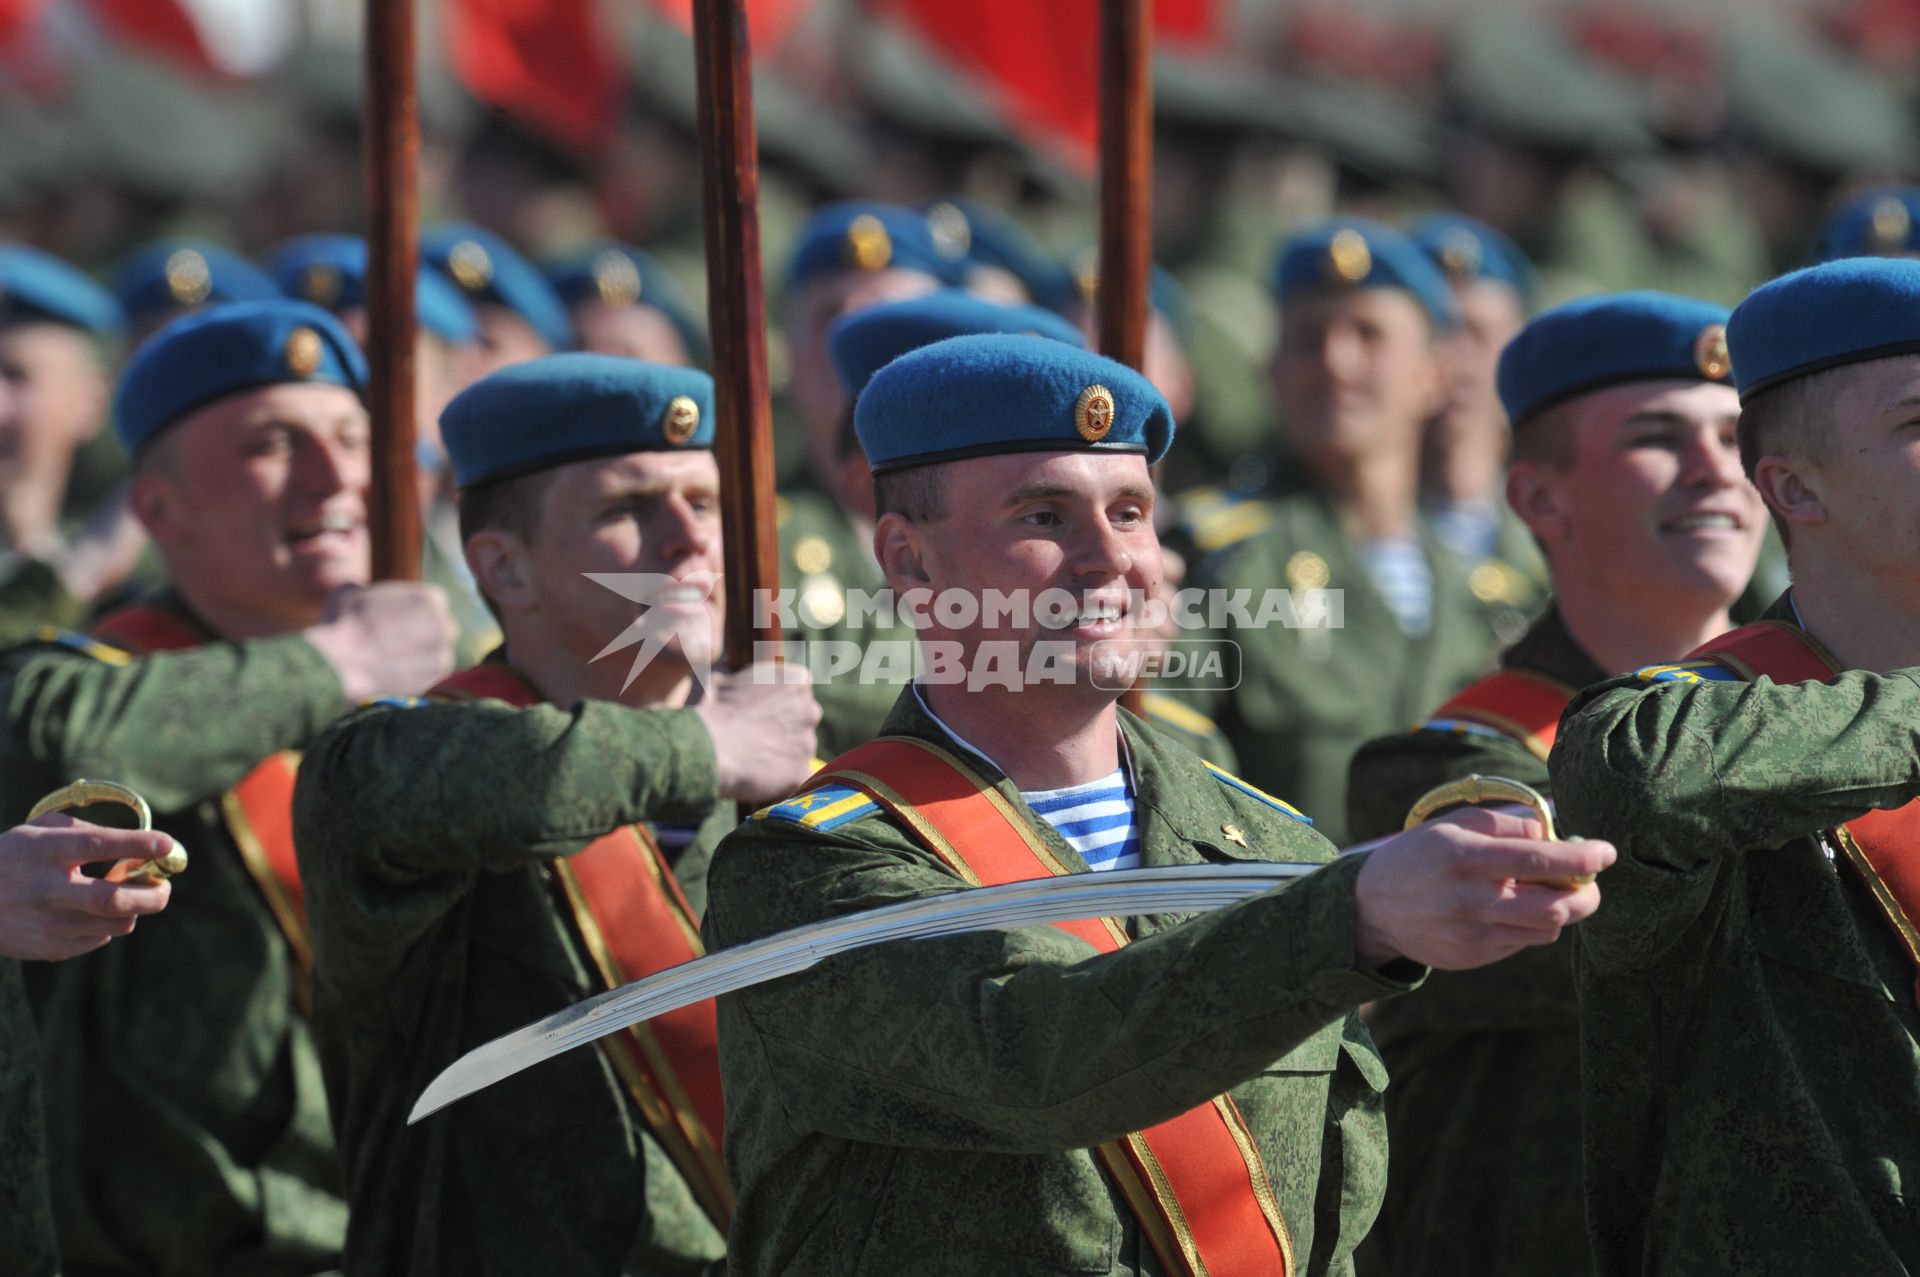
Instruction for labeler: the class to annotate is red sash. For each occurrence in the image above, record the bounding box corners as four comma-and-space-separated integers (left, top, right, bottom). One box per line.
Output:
89, 605, 312, 1010
1433, 669, 1575, 762
428, 663, 731, 1227
1688, 620, 1920, 995
815, 736, 1294, 1277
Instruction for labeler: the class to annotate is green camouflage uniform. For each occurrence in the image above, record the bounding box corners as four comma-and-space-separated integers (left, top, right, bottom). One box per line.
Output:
292, 679, 732, 1275
0, 610, 350, 1274
1552, 593, 1920, 1275
1180, 483, 1500, 844
1, 959, 58, 1277
1346, 607, 1603, 1277
705, 689, 1423, 1276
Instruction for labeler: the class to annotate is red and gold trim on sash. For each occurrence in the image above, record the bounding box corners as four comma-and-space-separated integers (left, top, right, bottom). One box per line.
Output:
1432, 669, 1576, 762
1688, 620, 1920, 997
815, 735, 1294, 1277
90, 605, 314, 1011
427, 663, 732, 1228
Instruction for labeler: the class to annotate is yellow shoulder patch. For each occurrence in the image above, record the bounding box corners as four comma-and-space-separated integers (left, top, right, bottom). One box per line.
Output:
1203, 761, 1312, 825
752, 783, 879, 832
34, 628, 131, 666
1188, 498, 1272, 553
1142, 692, 1219, 738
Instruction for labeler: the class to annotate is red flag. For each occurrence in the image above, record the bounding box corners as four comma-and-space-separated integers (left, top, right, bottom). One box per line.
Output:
443, 0, 621, 152
0, 0, 48, 48
869, 0, 1219, 169
645, 0, 812, 53
84, 0, 215, 74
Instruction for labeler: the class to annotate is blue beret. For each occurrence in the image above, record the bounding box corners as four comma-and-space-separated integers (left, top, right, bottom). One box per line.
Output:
421, 224, 573, 353
1727, 257, 1920, 401
1811, 187, 1920, 263
111, 241, 282, 330
543, 242, 708, 366
1272, 217, 1457, 328
266, 234, 480, 346
1497, 291, 1732, 425
855, 333, 1173, 476
441, 353, 715, 490
922, 198, 1070, 304
113, 300, 367, 454
1409, 214, 1537, 304
829, 292, 1085, 395
0, 244, 124, 338
785, 201, 962, 293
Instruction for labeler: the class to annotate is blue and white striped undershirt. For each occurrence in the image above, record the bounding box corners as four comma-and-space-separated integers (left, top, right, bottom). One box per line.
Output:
913, 685, 1142, 872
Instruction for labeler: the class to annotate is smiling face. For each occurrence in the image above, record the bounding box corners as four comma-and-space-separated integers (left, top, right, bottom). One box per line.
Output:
133, 381, 372, 635
876, 450, 1161, 704
1510, 378, 1763, 607
1272, 287, 1444, 471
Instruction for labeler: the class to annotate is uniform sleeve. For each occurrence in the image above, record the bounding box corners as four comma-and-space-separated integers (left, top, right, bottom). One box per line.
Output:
292, 697, 719, 882
0, 635, 347, 813
1345, 724, 1549, 844
1551, 668, 1920, 971
704, 818, 1414, 1156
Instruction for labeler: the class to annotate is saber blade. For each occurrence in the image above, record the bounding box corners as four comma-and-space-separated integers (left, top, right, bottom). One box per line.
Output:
409, 861, 1317, 1123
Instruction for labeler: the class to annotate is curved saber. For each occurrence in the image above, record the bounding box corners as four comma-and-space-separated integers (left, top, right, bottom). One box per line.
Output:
408, 797, 1554, 1124
409, 861, 1320, 1123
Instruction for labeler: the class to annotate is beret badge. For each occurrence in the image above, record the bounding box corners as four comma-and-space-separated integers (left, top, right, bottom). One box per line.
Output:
1074, 383, 1115, 443
1437, 229, 1483, 282
301, 263, 343, 308
165, 249, 213, 305
448, 240, 494, 293
845, 214, 893, 272
592, 250, 642, 307
926, 202, 971, 261
1871, 196, 1913, 254
662, 394, 701, 445
285, 326, 324, 377
1693, 323, 1731, 381
1325, 229, 1372, 285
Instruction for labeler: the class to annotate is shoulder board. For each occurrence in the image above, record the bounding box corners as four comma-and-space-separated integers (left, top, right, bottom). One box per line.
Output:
751, 782, 879, 832
1142, 692, 1220, 738
1203, 761, 1312, 825
1633, 659, 1741, 685
1415, 716, 1514, 741
361, 694, 429, 710
1186, 495, 1271, 554
32, 627, 132, 665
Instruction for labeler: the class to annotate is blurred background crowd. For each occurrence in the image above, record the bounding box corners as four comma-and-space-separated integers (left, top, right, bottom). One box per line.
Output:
6, 0, 1920, 502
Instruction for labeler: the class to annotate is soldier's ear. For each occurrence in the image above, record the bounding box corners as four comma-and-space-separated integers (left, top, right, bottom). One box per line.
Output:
1751, 453, 1825, 531
1506, 461, 1571, 544
873, 512, 931, 592
127, 468, 179, 548
466, 530, 535, 612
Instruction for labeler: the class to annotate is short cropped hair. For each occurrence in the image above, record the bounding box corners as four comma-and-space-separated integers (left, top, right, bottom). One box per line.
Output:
872, 463, 946, 522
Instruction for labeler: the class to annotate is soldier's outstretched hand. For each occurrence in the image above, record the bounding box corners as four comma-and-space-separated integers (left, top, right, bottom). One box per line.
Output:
1353, 807, 1613, 971
307, 581, 458, 703
693, 661, 822, 807
0, 815, 175, 961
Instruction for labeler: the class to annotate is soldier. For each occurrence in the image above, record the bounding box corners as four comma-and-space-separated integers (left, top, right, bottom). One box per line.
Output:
1810, 185, 1920, 263
1552, 257, 1920, 1273
2, 818, 176, 1277
291, 354, 820, 1276
775, 202, 954, 656
421, 223, 575, 376
1346, 292, 1764, 1277
705, 333, 1614, 1275
268, 232, 497, 663
109, 239, 282, 350
0, 245, 145, 639
545, 241, 709, 367
1408, 212, 1548, 643
921, 196, 1070, 307
1181, 217, 1499, 844
1, 299, 455, 1273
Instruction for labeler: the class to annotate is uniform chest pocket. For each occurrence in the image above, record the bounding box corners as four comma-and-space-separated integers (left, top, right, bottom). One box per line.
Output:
1747, 845, 1895, 995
